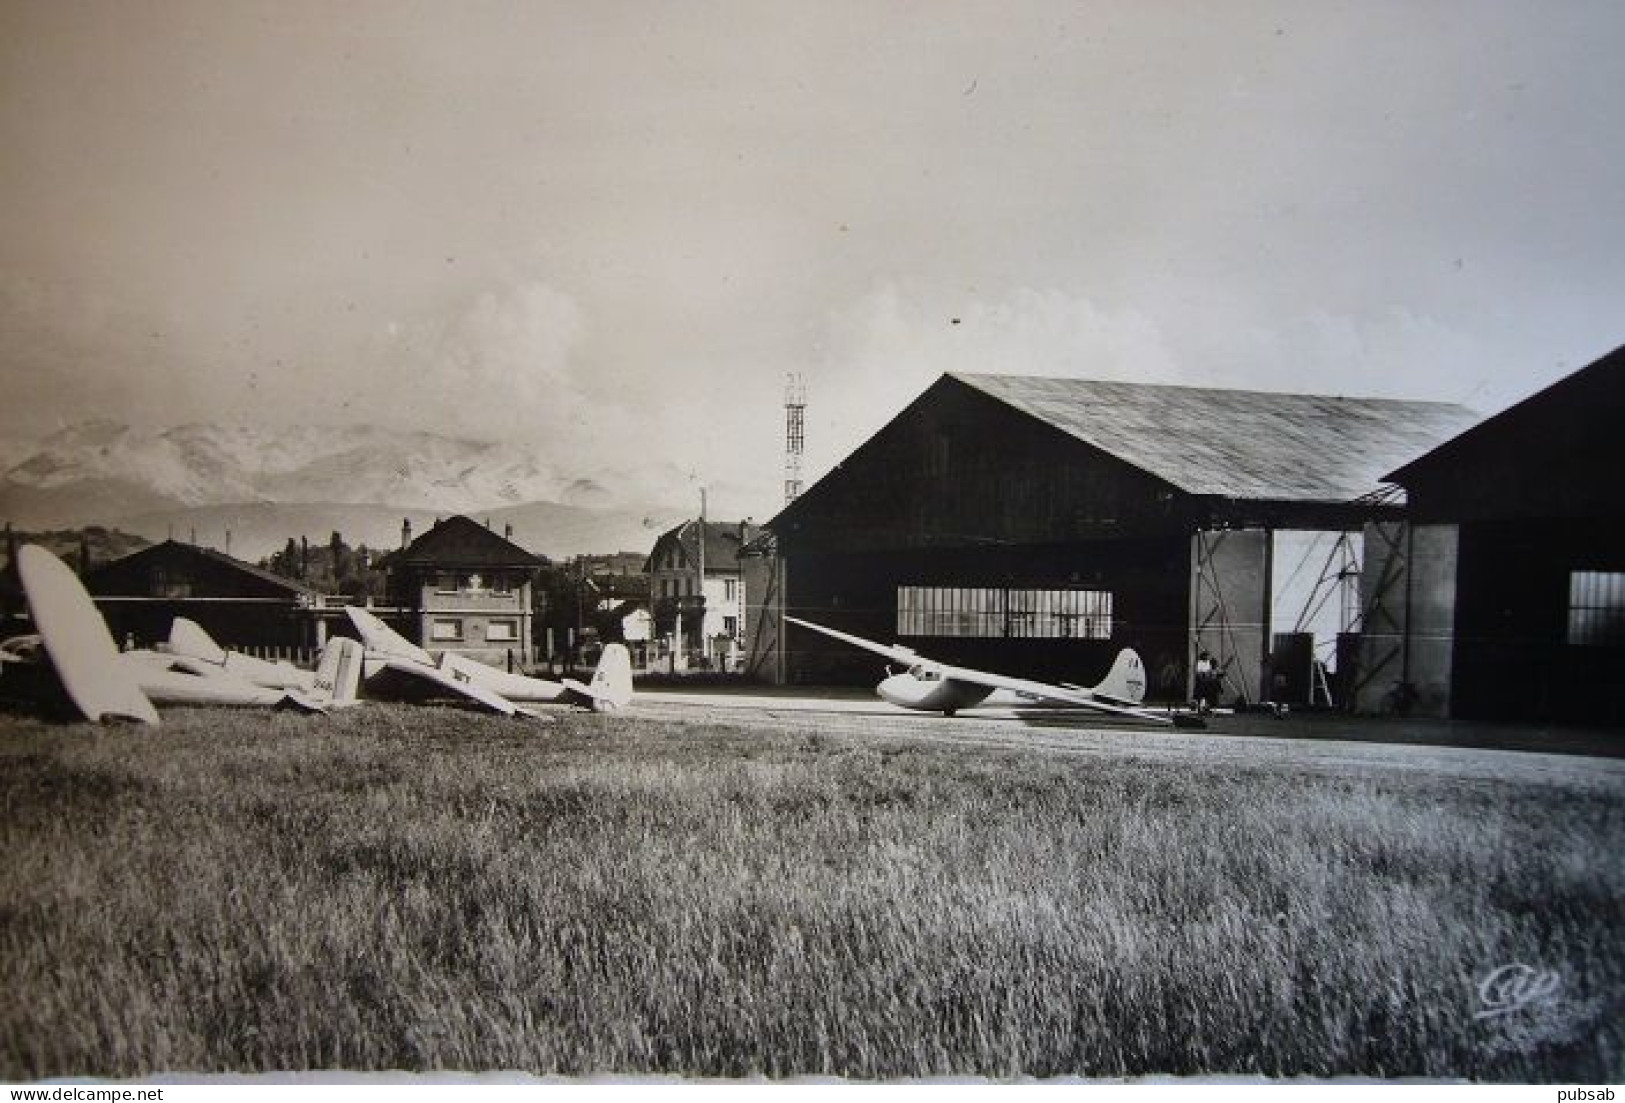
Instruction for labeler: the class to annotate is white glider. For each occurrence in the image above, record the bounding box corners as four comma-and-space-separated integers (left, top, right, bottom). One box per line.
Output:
786, 615, 1181, 725
120, 636, 364, 713
343, 605, 634, 714
167, 617, 316, 692
16, 545, 160, 725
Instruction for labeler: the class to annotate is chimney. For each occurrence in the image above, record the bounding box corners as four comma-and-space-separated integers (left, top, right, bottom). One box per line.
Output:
401, 518, 412, 550
504, 523, 513, 541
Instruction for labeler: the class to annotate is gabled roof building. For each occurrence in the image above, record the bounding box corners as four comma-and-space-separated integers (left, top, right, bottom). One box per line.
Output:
1371, 345, 1625, 722
83, 539, 322, 654
754, 372, 1476, 703
387, 515, 547, 666
646, 519, 758, 671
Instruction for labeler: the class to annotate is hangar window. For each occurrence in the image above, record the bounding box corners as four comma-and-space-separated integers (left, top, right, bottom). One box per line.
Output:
897, 586, 1112, 639
1568, 571, 1625, 646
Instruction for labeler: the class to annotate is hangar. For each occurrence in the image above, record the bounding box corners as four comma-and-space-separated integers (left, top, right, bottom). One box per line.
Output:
1371, 345, 1625, 723
751, 373, 1476, 705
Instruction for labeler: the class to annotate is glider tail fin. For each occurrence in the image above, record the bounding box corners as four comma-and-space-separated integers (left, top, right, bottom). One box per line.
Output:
1094, 648, 1147, 705
168, 617, 229, 665
312, 636, 364, 704
586, 643, 633, 711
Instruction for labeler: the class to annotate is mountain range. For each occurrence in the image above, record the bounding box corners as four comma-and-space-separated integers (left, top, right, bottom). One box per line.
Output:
0, 421, 739, 561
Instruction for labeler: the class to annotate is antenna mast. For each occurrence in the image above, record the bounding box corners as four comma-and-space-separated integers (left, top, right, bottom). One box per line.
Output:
784, 372, 806, 504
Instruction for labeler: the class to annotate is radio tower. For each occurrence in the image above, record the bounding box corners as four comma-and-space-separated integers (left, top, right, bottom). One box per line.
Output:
784, 373, 806, 504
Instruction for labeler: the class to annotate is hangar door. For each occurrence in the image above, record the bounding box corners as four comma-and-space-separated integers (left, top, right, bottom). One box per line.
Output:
1189, 528, 1269, 707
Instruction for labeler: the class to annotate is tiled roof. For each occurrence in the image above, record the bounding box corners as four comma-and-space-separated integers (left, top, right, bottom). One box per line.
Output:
645, 520, 758, 573
396, 515, 545, 569
184, 542, 321, 596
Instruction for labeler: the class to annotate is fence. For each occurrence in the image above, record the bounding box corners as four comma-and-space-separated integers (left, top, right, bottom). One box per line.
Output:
236, 645, 317, 667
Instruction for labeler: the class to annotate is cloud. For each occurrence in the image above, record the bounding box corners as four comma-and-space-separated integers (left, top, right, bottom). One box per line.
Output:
0, 271, 197, 435
797, 282, 1510, 489
359, 282, 611, 450
804, 283, 1183, 478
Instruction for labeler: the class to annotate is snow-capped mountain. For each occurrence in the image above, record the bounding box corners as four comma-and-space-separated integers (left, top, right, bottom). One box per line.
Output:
0, 420, 769, 559
1, 421, 569, 512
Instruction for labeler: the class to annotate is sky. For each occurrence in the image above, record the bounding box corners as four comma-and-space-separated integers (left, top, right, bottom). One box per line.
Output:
2, 0, 1623, 518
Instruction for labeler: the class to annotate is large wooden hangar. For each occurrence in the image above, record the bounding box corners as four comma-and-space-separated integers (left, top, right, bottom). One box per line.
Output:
1379, 345, 1625, 723
751, 372, 1478, 707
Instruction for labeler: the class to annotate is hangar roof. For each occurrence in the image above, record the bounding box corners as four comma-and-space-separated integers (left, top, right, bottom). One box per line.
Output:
1381, 343, 1623, 520
951, 374, 1479, 502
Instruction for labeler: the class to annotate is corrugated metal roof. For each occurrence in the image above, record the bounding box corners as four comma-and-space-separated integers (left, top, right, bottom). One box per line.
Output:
951, 373, 1480, 502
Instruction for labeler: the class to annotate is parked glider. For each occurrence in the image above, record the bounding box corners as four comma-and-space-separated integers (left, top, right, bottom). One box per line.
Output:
15, 544, 160, 724
120, 636, 364, 713
3, 544, 370, 720
785, 615, 1184, 725
166, 617, 316, 692
343, 606, 634, 713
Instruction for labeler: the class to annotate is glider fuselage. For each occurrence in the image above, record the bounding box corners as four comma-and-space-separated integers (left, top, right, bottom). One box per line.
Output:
877, 667, 994, 714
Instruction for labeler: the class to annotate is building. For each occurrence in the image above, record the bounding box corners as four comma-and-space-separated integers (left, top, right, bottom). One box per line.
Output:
753, 373, 1476, 703
1369, 345, 1625, 723
646, 520, 758, 670
386, 515, 546, 666
83, 539, 324, 655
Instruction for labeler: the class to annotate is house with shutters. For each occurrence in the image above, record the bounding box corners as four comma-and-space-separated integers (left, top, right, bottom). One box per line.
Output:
385, 515, 546, 666
645, 519, 758, 671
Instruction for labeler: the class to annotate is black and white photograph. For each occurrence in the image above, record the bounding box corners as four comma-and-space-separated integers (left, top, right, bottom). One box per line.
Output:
1, 0, 1622, 1087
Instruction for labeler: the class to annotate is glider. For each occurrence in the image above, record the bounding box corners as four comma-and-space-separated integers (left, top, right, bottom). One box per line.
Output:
3, 545, 368, 720
166, 617, 317, 692
14, 544, 160, 724
343, 606, 634, 714
786, 615, 1186, 726
120, 637, 364, 713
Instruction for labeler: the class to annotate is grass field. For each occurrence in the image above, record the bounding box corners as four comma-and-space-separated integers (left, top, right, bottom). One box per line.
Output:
1, 704, 1621, 1081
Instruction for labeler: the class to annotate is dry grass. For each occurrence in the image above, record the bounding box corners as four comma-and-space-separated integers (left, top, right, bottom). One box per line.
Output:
0, 704, 1621, 1081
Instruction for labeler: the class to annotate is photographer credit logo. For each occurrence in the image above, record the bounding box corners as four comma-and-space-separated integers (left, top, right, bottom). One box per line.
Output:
1474, 963, 1562, 1020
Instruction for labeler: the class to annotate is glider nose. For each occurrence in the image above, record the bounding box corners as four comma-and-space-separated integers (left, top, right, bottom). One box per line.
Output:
877, 674, 918, 710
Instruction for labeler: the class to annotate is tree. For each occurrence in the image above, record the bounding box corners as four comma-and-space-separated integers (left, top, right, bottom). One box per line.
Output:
329, 531, 350, 581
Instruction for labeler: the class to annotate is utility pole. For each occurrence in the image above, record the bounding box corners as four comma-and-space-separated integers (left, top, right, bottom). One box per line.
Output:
697, 487, 707, 666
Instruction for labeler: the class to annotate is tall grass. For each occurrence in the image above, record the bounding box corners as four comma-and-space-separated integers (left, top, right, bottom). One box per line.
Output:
0, 706, 1620, 1080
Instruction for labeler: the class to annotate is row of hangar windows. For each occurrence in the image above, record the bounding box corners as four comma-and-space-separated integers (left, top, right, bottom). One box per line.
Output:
893, 571, 1625, 646
895, 585, 1114, 640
